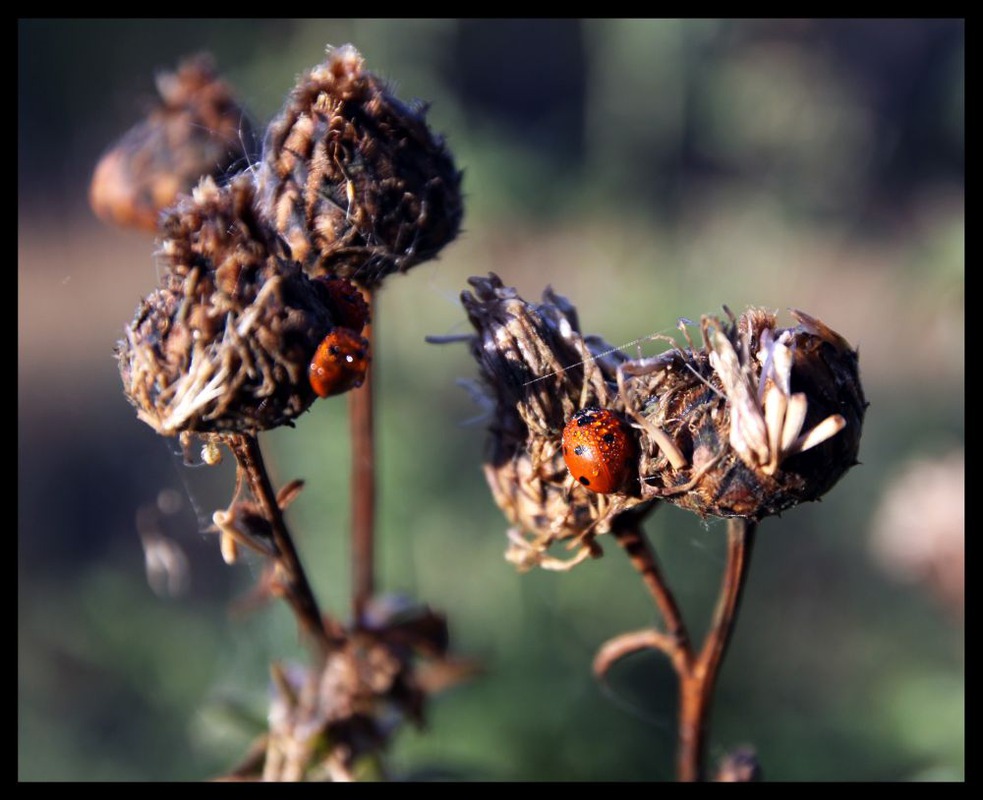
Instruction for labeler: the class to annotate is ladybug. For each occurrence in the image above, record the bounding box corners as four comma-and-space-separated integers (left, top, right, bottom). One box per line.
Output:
309, 327, 370, 397
561, 406, 637, 494
315, 276, 370, 333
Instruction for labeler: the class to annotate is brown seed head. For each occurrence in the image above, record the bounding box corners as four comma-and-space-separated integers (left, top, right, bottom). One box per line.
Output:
255, 44, 463, 287
621, 307, 867, 520
460, 273, 652, 572
90, 53, 254, 232
116, 175, 339, 436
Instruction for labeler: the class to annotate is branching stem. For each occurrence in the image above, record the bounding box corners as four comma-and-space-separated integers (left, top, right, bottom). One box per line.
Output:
606, 515, 757, 781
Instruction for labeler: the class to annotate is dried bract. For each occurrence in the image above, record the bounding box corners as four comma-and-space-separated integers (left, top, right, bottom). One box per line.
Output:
208, 469, 304, 566
117, 175, 338, 436
622, 307, 867, 520
255, 44, 463, 287
90, 53, 255, 232
460, 274, 653, 572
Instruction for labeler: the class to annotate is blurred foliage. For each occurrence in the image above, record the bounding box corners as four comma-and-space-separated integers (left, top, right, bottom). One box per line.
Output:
19, 19, 962, 781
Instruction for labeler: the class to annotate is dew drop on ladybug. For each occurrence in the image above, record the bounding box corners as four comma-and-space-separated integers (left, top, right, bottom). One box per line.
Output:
561, 406, 637, 494
309, 328, 370, 398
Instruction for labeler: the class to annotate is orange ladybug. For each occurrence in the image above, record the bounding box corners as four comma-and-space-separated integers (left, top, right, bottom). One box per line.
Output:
315, 276, 370, 333
561, 406, 637, 493
309, 328, 370, 397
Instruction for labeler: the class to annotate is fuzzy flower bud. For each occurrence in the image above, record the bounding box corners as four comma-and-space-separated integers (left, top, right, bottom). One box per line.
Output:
90, 53, 254, 232
117, 175, 341, 436
255, 44, 463, 287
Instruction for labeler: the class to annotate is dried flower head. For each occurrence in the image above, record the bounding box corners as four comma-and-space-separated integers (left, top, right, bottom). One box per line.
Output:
258, 599, 463, 781
459, 274, 653, 572
456, 275, 867, 570
117, 175, 344, 436
90, 53, 255, 232
255, 44, 463, 287
622, 307, 867, 520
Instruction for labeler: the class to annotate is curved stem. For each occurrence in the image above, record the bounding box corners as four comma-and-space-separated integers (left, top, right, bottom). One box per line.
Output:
609, 512, 693, 676
227, 432, 333, 664
593, 627, 680, 678
350, 288, 377, 625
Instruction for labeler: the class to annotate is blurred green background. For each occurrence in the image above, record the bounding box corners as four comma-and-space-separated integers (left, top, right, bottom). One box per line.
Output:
19, 19, 963, 781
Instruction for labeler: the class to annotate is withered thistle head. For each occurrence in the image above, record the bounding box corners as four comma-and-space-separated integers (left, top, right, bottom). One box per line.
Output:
460, 274, 653, 572
117, 175, 344, 436
90, 53, 254, 232
259, 599, 464, 781
624, 307, 867, 520
255, 44, 463, 288
456, 274, 867, 570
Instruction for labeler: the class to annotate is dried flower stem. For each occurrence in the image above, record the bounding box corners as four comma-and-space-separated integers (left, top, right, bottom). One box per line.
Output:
678, 518, 757, 780
604, 515, 757, 781
608, 511, 691, 674
226, 432, 334, 663
350, 289, 377, 624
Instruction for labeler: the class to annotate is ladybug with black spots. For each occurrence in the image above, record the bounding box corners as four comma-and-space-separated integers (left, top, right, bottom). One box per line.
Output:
309, 327, 370, 398
561, 406, 638, 494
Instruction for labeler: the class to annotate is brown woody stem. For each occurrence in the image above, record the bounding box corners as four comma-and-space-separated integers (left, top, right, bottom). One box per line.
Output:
227, 432, 333, 663
609, 515, 693, 677
607, 514, 757, 781
350, 288, 377, 624
676, 517, 757, 781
